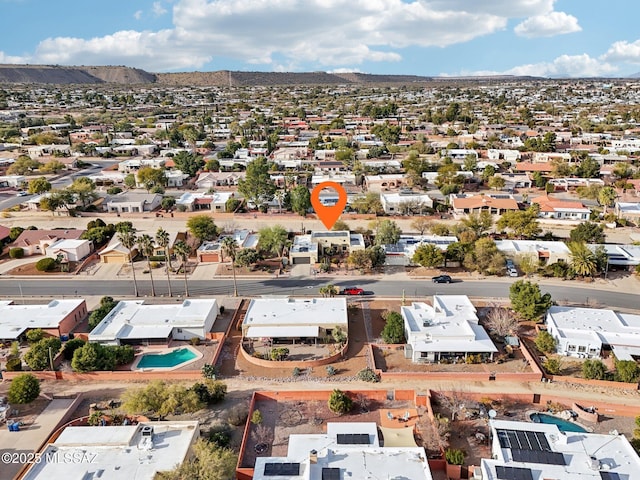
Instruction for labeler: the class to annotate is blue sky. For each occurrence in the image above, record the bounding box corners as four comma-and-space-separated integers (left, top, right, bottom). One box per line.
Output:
2, 0, 640, 77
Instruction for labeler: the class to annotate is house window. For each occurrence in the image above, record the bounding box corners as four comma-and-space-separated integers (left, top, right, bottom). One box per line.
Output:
578, 346, 586, 353
567, 345, 576, 352
589, 348, 599, 354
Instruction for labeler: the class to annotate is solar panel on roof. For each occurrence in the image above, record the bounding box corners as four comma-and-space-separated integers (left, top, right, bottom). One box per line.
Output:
496, 429, 551, 451
497, 430, 510, 448
524, 431, 541, 451
495, 466, 534, 480
600, 473, 621, 480
512, 449, 565, 465
515, 431, 529, 449
534, 431, 550, 450
336, 433, 370, 445
264, 463, 301, 476
322, 468, 341, 480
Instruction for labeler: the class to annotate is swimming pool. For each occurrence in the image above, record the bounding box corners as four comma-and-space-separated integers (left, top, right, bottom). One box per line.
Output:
530, 413, 587, 433
135, 347, 199, 369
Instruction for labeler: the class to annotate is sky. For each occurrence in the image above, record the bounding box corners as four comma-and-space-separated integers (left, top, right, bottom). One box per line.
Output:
2, 0, 640, 78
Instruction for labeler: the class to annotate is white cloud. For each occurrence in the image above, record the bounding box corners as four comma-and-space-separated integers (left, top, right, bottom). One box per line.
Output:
459, 54, 617, 78
152, 1, 168, 16
603, 40, 640, 64
133, 10, 143, 20
514, 11, 581, 38
327, 68, 363, 73
0, 51, 28, 63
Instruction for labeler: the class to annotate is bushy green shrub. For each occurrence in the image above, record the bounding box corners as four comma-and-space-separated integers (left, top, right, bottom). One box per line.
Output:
356, 368, 380, 383
445, 448, 465, 465
62, 338, 86, 360
8, 373, 40, 404
9, 247, 24, 259
251, 409, 263, 425
35, 257, 57, 272
328, 389, 353, 415
6, 357, 22, 371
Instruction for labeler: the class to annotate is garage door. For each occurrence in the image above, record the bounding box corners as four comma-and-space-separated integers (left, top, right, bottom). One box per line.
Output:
292, 257, 311, 264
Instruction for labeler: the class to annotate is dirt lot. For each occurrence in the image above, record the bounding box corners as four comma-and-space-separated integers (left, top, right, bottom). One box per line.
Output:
5, 260, 80, 276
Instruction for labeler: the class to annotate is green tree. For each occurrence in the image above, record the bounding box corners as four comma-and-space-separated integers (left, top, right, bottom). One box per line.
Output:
381, 311, 405, 344
290, 185, 311, 216
332, 219, 351, 232
26, 328, 44, 343
88, 296, 118, 330
174, 240, 191, 297
121, 381, 203, 419
460, 210, 493, 237
543, 357, 561, 375
117, 224, 139, 297
124, 174, 136, 188
582, 359, 607, 380
534, 331, 557, 354
7, 155, 40, 175
445, 449, 465, 466
155, 439, 237, 480
8, 373, 40, 404
488, 176, 506, 191
68, 177, 97, 207
347, 249, 371, 272
24, 337, 62, 371
568, 242, 598, 277
221, 236, 239, 297
350, 193, 383, 215
597, 186, 617, 212
257, 225, 289, 257
328, 389, 353, 415
187, 215, 219, 243
155, 227, 173, 297
615, 359, 640, 383
373, 219, 401, 246
137, 234, 156, 296
411, 217, 432, 235
463, 237, 505, 275
235, 248, 260, 267
496, 206, 541, 239
238, 157, 276, 209
570, 221, 605, 244
35, 256, 56, 271
412, 243, 445, 268
161, 196, 176, 211
27, 177, 51, 195
137, 166, 166, 190
172, 151, 205, 178
509, 280, 552, 321
575, 156, 601, 178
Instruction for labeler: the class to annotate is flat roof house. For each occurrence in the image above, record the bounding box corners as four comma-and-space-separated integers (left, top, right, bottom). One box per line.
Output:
401, 296, 497, 363
615, 202, 640, 222
197, 230, 259, 263
105, 193, 162, 213
242, 297, 347, 343
384, 234, 458, 266
494, 240, 572, 264
89, 299, 219, 345
289, 231, 365, 265
481, 419, 640, 480
253, 422, 433, 480
380, 191, 433, 214
0, 299, 87, 341
545, 305, 640, 360
21, 421, 200, 480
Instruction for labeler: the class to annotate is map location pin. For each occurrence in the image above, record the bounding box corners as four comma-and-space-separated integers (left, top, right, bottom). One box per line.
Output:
311, 181, 348, 230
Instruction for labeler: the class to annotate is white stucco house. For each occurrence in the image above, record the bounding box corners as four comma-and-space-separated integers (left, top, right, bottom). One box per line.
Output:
545, 305, 640, 360
401, 295, 497, 363
380, 192, 433, 214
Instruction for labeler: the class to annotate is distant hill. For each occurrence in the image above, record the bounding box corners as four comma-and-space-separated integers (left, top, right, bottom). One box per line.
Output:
0, 64, 542, 86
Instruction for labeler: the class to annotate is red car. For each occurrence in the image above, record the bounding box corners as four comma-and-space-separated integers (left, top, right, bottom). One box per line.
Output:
341, 287, 364, 295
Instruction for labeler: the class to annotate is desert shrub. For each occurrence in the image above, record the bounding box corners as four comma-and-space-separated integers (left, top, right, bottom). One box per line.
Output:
543, 358, 561, 375
356, 368, 380, 383
26, 328, 44, 343
582, 359, 607, 380
191, 380, 227, 404
534, 331, 557, 354
209, 427, 232, 449
328, 389, 353, 415
326, 365, 336, 377
6, 357, 22, 371
251, 409, 263, 425
445, 448, 465, 465
270, 347, 289, 361
9, 247, 24, 259
190, 337, 201, 346
292, 367, 301, 377
227, 405, 249, 426
8, 373, 40, 404
35, 257, 57, 272
201, 364, 217, 379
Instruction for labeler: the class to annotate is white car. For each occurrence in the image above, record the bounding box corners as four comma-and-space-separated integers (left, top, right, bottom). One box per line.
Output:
16, 191, 28, 197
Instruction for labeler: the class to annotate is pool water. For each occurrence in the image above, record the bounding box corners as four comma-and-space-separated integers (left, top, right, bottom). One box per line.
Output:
136, 348, 197, 369
530, 413, 587, 433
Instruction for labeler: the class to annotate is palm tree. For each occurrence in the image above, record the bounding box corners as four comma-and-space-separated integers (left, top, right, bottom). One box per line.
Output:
137, 234, 156, 297
155, 228, 172, 297
568, 242, 597, 278
117, 225, 139, 297
598, 186, 617, 214
221, 237, 239, 297
173, 240, 191, 297
274, 190, 285, 214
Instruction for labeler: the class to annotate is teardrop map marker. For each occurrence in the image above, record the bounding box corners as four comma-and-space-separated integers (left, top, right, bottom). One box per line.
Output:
311, 181, 348, 230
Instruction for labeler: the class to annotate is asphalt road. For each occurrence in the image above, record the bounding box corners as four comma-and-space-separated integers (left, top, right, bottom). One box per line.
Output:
1, 277, 637, 309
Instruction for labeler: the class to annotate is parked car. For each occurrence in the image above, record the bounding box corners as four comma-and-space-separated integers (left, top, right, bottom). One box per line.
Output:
432, 275, 452, 284
341, 287, 364, 295
508, 268, 518, 277
16, 191, 28, 197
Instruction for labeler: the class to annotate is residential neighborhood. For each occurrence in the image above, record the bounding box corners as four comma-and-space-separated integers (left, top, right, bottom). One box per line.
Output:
2, 76, 640, 480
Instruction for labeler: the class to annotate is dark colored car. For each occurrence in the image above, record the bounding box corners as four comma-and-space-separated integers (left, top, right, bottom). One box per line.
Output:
432, 275, 452, 284
341, 287, 364, 295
